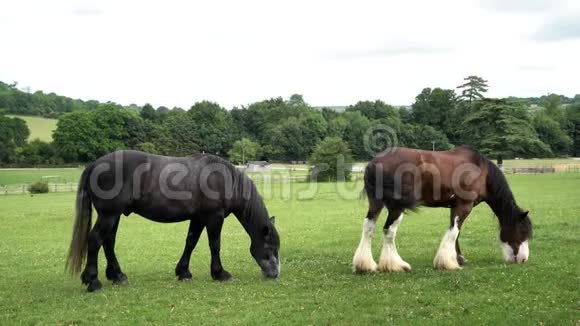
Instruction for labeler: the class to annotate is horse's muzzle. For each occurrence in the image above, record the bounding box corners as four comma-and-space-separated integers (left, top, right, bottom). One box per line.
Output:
501, 240, 529, 264
258, 257, 280, 279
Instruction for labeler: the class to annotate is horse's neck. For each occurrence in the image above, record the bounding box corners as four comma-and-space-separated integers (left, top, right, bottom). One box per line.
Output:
487, 195, 519, 225
234, 197, 268, 238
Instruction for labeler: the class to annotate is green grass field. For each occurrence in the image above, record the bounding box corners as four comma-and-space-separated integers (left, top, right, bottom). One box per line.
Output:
6, 115, 57, 142
0, 173, 578, 324
0, 168, 82, 185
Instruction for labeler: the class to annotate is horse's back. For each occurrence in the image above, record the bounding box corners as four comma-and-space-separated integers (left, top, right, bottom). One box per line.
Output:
365, 146, 486, 209
86, 150, 238, 221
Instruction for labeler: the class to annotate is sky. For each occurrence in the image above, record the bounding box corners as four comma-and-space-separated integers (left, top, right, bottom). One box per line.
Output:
0, 0, 579, 109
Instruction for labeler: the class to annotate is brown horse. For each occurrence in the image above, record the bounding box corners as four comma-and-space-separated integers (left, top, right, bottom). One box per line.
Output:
352, 146, 532, 272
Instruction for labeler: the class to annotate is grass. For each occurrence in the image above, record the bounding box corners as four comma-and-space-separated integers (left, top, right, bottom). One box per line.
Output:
0, 173, 578, 324
6, 115, 57, 142
0, 168, 82, 185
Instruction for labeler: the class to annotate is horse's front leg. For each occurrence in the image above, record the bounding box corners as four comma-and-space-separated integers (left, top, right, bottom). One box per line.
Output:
206, 214, 231, 281
433, 201, 473, 270
175, 219, 205, 281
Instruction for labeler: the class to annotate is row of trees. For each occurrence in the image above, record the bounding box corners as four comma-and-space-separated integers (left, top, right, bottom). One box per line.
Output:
1, 76, 580, 167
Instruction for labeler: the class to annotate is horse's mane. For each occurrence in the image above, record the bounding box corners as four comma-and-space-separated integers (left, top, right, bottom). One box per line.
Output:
462, 146, 525, 227
197, 154, 269, 227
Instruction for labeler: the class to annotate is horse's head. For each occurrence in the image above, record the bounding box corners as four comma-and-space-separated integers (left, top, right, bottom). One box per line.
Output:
499, 210, 532, 264
250, 216, 280, 278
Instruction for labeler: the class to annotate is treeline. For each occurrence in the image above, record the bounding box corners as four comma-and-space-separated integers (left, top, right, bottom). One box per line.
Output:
1, 76, 580, 166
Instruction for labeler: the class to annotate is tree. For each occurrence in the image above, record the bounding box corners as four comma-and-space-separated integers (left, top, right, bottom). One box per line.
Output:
457, 75, 489, 103
0, 114, 30, 163
542, 93, 566, 127
140, 103, 157, 121
53, 105, 137, 162
533, 113, 572, 155
155, 110, 200, 156
269, 117, 308, 161
327, 116, 348, 138
228, 138, 261, 164
565, 103, 580, 156
308, 137, 353, 182
346, 100, 400, 126
137, 142, 158, 154
342, 111, 371, 160
399, 124, 452, 151
287, 94, 306, 107
16, 139, 59, 165
188, 101, 237, 155
461, 99, 552, 158
53, 111, 101, 162
411, 88, 457, 139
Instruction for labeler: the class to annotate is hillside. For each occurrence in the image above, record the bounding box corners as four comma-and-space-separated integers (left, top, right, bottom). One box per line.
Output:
6, 115, 57, 142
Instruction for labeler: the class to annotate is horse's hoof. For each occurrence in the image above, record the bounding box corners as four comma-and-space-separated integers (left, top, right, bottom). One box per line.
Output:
457, 255, 466, 266
86, 279, 103, 292
176, 269, 193, 281
212, 270, 232, 281
112, 273, 129, 285
177, 273, 193, 281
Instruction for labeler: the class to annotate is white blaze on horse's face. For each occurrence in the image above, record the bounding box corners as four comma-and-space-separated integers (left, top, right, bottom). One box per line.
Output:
500, 240, 529, 264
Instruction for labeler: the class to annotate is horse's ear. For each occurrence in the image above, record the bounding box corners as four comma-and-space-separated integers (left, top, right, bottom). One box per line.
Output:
270, 216, 276, 225
521, 211, 529, 219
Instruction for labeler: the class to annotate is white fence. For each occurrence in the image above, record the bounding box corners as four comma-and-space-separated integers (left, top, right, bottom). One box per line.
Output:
0, 183, 78, 195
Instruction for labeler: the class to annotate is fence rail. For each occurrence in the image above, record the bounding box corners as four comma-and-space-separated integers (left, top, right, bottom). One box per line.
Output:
1, 183, 78, 195
2, 164, 580, 196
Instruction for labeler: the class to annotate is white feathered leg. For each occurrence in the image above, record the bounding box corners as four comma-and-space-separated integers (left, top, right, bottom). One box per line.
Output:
352, 218, 378, 273
378, 213, 411, 272
433, 216, 461, 270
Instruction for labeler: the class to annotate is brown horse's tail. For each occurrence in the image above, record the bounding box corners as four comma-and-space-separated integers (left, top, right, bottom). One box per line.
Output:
66, 163, 94, 275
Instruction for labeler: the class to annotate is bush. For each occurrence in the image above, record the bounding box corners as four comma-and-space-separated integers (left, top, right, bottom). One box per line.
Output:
28, 181, 49, 194
308, 137, 353, 182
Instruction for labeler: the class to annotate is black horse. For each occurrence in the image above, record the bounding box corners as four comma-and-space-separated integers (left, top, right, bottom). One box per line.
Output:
66, 150, 280, 292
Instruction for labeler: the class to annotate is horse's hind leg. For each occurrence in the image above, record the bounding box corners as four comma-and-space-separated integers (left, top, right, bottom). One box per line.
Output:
378, 208, 411, 272
206, 213, 231, 281
81, 213, 117, 292
352, 197, 382, 273
103, 216, 128, 284
175, 219, 205, 281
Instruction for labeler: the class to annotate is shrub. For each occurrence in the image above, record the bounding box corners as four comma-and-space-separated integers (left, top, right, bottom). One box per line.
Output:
28, 181, 49, 194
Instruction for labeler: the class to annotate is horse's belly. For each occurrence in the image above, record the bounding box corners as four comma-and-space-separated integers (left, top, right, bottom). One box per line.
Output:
131, 201, 195, 223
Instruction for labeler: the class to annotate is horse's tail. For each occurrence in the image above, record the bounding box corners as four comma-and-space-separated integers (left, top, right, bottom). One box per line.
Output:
66, 163, 94, 275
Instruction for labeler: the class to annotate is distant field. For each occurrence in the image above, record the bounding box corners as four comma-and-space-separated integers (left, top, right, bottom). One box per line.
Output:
0, 168, 82, 185
502, 158, 580, 169
6, 115, 57, 142
353, 158, 580, 170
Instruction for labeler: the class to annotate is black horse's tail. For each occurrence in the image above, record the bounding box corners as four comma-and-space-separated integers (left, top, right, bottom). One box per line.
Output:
66, 163, 94, 275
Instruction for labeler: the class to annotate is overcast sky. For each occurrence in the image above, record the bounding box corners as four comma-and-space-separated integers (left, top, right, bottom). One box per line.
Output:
1, 0, 579, 109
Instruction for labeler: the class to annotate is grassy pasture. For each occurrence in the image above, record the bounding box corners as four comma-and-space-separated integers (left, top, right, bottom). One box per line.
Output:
0, 172, 578, 324
0, 168, 82, 185
6, 115, 57, 142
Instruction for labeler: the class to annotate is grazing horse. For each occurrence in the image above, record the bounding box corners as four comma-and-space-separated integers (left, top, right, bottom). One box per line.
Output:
67, 150, 280, 292
352, 146, 532, 273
